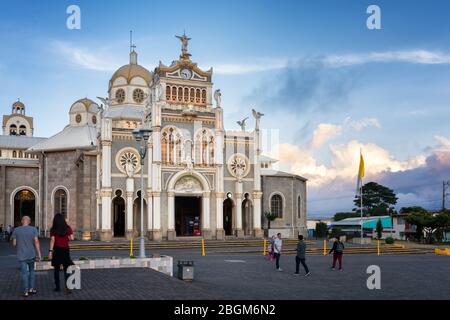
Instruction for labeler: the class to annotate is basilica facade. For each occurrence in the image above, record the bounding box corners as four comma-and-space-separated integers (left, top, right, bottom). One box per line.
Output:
0, 36, 307, 241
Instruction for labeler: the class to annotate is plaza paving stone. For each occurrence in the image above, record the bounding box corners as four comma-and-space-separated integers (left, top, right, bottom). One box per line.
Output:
1, 240, 449, 300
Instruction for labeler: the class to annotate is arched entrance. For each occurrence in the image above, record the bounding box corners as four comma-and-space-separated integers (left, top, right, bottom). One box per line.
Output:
242, 193, 253, 236
223, 198, 233, 236
175, 196, 202, 236
133, 191, 147, 236
14, 189, 36, 227
167, 171, 211, 239
112, 191, 125, 237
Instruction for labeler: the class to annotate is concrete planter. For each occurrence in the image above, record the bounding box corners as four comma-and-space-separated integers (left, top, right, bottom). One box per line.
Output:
35, 256, 173, 276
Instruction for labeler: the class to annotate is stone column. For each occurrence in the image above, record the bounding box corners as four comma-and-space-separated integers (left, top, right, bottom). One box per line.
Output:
152, 192, 162, 241
202, 192, 211, 239
167, 192, 175, 240
235, 181, 244, 238
253, 119, 263, 238
151, 126, 162, 241
253, 191, 263, 238
99, 189, 112, 240
99, 147, 112, 240
215, 192, 225, 240
125, 178, 134, 239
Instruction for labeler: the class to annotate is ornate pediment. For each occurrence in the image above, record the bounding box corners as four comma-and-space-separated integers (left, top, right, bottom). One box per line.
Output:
174, 176, 203, 193
155, 60, 212, 82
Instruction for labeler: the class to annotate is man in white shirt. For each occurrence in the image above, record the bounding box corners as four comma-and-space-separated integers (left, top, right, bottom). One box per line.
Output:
273, 233, 283, 271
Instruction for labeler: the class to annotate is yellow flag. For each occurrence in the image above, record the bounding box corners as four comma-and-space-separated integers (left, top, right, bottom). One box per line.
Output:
358, 154, 365, 178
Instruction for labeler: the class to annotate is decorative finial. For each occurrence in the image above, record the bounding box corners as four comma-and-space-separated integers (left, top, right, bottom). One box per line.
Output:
175, 32, 192, 60
129, 30, 138, 64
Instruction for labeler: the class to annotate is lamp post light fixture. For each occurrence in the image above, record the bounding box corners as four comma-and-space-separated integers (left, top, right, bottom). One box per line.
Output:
132, 128, 152, 258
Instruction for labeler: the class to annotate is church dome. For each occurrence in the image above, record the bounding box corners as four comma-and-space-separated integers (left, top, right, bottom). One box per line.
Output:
70, 98, 99, 114
110, 50, 152, 86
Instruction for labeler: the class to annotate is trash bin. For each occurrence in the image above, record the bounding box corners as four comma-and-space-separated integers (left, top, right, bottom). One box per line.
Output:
177, 260, 194, 281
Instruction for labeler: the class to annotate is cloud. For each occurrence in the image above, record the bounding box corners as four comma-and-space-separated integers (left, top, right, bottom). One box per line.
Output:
246, 58, 357, 114
53, 41, 118, 72
324, 50, 450, 67
310, 123, 342, 149
217, 50, 450, 76
274, 131, 450, 215
343, 117, 381, 131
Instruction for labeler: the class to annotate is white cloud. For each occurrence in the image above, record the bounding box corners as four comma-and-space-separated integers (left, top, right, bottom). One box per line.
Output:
434, 135, 450, 151
215, 50, 450, 75
53, 41, 117, 72
310, 123, 342, 149
343, 117, 381, 131
324, 50, 450, 67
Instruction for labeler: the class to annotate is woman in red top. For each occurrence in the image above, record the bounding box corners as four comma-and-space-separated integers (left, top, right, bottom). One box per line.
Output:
48, 213, 74, 293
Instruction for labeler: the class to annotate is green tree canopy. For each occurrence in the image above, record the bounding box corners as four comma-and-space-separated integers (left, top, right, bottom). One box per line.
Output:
354, 182, 398, 216
399, 206, 429, 214
315, 222, 328, 238
333, 212, 360, 221
376, 219, 383, 239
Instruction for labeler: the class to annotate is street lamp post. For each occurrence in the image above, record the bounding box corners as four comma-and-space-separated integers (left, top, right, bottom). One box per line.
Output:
132, 128, 152, 258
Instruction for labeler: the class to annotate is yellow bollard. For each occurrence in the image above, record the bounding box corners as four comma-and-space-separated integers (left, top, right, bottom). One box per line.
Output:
377, 240, 380, 256
263, 239, 267, 256
323, 239, 327, 256
202, 238, 206, 256
130, 238, 133, 257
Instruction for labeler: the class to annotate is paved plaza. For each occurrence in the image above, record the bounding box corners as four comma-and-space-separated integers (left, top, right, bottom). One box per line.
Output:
1, 239, 449, 300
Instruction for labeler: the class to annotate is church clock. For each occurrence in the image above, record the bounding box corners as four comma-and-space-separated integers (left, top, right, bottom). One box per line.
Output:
180, 68, 192, 80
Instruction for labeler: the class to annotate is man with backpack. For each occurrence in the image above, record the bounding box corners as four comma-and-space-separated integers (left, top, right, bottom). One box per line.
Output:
329, 238, 345, 271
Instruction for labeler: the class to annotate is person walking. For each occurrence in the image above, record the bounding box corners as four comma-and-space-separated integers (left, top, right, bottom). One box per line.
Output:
273, 233, 283, 271
329, 238, 345, 271
48, 214, 74, 293
10, 216, 42, 298
294, 235, 310, 276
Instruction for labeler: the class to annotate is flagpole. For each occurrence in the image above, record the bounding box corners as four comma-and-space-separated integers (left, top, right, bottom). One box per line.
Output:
360, 178, 363, 246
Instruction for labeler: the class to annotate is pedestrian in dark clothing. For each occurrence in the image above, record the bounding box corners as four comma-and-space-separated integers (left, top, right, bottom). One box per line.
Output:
329, 239, 345, 271
294, 235, 310, 276
48, 214, 74, 293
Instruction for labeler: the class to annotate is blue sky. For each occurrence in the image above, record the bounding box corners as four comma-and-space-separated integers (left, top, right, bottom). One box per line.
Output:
1, 0, 450, 216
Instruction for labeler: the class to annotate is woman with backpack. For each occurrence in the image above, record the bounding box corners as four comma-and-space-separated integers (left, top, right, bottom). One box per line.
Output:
48, 213, 74, 293
329, 238, 345, 271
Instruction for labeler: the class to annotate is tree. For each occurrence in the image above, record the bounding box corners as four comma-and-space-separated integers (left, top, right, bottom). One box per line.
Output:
376, 219, 383, 239
405, 212, 435, 243
264, 212, 277, 231
354, 182, 398, 216
400, 206, 428, 214
333, 212, 360, 222
434, 211, 450, 242
315, 222, 328, 238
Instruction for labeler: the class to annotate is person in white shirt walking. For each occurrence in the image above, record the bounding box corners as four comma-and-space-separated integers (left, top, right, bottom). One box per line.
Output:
273, 233, 283, 271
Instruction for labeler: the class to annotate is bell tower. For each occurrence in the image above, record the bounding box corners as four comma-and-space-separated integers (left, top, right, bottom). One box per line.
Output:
2, 100, 34, 136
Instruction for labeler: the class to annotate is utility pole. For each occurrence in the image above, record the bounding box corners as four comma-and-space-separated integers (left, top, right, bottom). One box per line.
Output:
442, 181, 450, 211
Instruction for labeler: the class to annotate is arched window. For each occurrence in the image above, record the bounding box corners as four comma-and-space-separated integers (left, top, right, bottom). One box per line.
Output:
171, 86, 177, 101
190, 88, 195, 103
184, 88, 189, 102
9, 124, 17, 135
194, 129, 214, 166
161, 127, 182, 165
195, 89, 201, 103
201, 89, 207, 104
297, 196, 302, 219
19, 125, 27, 136
166, 86, 171, 101
54, 189, 68, 218
18, 151, 23, 158
12, 151, 17, 158
178, 87, 183, 101
270, 194, 283, 218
